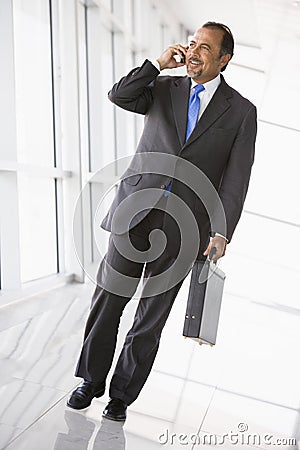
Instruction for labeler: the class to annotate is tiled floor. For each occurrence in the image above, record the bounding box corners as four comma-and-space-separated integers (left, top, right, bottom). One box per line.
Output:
0, 256, 300, 450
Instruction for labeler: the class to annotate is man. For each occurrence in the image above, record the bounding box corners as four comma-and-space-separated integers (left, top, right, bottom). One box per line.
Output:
67, 22, 257, 421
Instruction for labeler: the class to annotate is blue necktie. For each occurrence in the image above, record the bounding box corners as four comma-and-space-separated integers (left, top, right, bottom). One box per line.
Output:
164, 83, 205, 197
185, 83, 205, 141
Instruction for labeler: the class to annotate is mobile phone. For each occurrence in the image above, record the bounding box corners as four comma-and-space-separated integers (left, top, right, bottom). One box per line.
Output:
174, 53, 186, 64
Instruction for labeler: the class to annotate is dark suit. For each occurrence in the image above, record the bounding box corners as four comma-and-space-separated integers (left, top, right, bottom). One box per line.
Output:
101, 59, 257, 243
75, 60, 257, 405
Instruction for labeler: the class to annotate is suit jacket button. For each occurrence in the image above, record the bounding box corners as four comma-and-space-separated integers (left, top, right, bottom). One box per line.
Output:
161, 184, 166, 189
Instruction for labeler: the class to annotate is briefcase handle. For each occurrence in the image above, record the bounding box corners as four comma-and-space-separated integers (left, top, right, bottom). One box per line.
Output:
198, 246, 219, 284
207, 246, 217, 264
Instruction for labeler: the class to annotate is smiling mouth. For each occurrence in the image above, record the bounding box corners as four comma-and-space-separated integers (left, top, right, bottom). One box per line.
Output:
188, 58, 203, 67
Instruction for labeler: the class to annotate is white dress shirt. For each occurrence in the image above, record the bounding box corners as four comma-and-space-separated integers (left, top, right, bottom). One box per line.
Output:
150, 60, 227, 243
190, 75, 221, 120
190, 76, 227, 242
150, 59, 221, 120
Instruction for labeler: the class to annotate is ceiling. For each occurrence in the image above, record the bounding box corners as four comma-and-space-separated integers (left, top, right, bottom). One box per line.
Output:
161, 0, 300, 131
162, 0, 300, 54
163, 0, 260, 47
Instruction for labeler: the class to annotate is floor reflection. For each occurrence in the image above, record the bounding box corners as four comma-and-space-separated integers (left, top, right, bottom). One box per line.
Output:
93, 418, 125, 450
53, 411, 125, 450
1, 278, 300, 449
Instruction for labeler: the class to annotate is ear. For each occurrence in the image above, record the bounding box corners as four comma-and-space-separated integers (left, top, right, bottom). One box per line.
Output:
219, 53, 231, 70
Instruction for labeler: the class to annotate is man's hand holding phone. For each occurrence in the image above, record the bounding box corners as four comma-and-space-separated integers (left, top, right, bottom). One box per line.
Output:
156, 44, 188, 70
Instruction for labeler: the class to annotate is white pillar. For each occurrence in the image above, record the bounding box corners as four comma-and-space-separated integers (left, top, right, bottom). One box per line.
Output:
0, 0, 21, 289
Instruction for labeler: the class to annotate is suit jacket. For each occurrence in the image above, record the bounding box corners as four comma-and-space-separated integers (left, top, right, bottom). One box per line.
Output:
101, 59, 257, 245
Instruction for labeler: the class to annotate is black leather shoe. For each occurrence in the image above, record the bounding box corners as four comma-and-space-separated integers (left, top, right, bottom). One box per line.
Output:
102, 398, 127, 421
67, 380, 105, 410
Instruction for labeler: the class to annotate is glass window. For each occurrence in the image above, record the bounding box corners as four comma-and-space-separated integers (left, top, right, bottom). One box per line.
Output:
13, 0, 55, 168
149, 6, 161, 60
111, 0, 124, 21
18, 175, 57, 282
91, 183, 116, 262
86, 9, 115, 172
12, 0, 58, 283
101, 0, 112, 11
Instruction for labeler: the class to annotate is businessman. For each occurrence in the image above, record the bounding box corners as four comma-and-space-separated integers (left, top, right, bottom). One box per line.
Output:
67, 22, 257, 421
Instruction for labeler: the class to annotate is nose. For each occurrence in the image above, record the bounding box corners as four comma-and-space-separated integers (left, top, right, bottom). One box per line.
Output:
188, 51, 201, 61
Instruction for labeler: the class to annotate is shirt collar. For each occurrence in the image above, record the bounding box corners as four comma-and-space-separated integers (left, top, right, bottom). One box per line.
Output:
191, 73, 221, 95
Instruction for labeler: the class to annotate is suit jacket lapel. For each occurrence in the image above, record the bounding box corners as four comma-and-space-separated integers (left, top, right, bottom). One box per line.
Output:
183, 76, 233, 148
170, 76, 191, 147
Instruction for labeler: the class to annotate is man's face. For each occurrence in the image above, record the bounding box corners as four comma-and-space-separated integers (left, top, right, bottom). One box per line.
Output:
186, 27, 230, 83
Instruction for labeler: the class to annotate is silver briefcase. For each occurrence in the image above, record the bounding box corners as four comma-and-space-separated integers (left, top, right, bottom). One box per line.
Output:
183, 252, 226, 346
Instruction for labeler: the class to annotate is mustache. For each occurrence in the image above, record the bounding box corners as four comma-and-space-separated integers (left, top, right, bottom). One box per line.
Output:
187, 57, 203, 64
